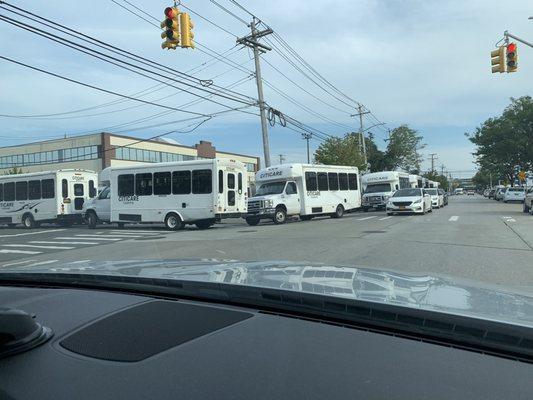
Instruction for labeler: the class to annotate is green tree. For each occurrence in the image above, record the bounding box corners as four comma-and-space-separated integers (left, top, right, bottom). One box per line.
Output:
384, 125, 425, 171
314, 132, 366, 169
468, 96, 533, 186
366, 133, 390, 172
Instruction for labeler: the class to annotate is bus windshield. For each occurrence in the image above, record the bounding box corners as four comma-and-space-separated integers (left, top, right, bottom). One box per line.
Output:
365, 183, 392, 193
255, 181, 287, 196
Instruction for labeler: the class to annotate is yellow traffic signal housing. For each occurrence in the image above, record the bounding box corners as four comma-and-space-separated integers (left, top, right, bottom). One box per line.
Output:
491, 46, 505, 73
161, 7, 180, 50
179, 12, 194, 49
506, 42, 517, 73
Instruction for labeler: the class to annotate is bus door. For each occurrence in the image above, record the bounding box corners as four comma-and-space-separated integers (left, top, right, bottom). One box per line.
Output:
218, 169, 244, 213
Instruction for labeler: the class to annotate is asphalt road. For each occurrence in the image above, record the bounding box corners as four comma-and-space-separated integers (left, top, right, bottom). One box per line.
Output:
1, 195, 532, 290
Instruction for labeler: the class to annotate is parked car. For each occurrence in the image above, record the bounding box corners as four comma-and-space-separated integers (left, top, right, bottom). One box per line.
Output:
466, 189, 475, 196
488, 188, 497, 199
524, 187, 533, 214
502, 187, 525, 203
483, 189, 490, 197
386, 188, 432, 215
424, 188, 443, 208
438, 189, 448, 206
494, 188, 506, 201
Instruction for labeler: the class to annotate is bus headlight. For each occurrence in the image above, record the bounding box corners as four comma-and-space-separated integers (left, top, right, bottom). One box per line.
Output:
264, 199, 274, 208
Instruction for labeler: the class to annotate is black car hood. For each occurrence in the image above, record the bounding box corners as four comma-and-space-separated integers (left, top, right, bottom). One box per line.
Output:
2, 259, 533, 328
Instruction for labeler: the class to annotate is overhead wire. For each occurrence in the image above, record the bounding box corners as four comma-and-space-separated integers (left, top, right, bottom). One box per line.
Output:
209, 0, 248, 25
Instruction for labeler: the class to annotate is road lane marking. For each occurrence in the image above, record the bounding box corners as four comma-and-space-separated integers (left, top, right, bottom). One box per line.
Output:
2, 259, 36, 267
0, 229, 66, 238
0, 249, 42, 254
379, 216, 392, 220
3, 244, 75, 250
109, 231, 160, 235
94, 234, 144, 238
23, 260, 59, 268
357, 216, 378, 221
30, 241, 100, 245
56, 236, 121, 241
70, 260, 92, 264
449, 216, 459, 221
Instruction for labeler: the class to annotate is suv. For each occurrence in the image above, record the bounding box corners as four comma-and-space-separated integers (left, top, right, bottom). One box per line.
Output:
502, 187, 525, 203
523, 187, 533, 214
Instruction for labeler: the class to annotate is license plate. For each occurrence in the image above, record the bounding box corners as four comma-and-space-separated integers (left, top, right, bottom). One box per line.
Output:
399, 206, 405, 210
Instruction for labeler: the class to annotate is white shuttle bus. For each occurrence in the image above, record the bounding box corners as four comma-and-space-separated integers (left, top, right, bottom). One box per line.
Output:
244, 163, 361, 225
409, 174, 425, 189
83, 158, 247, 230
0, 169, 98, 228
361, 171, 410, 211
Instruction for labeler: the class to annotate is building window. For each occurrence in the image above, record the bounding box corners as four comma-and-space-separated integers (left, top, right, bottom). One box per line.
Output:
29, 180, 41, 199
135, 173, 153, 196
115, 147, 123, 160
118, 174, 135, 196
154, 172, 171, 195
172, 170, 191, 194
192, 169, 212, 194
41, 179, 55, 199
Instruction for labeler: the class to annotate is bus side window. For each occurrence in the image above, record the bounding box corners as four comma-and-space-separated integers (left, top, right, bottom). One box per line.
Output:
305, 172, 317, 191
218, 170, 224, 194
136, 173, 153, 196
192, 170, 212, 194
89, 180, 96, 198
28, 180, 41, 200
286, 182, 297, 195
172, 171, 191, 194
317, 173, 328, 191
4, 182, 15, 201
15, 181, 28, 201
395, 184, 399, 190
118, 174, 135, 196
238, 173, 242, 194
0, 183, 3, 202
338, 173, 348, 190
328, 173, 339, 191
41, 179, 55, 199
348, 174, 358, 190
154, 172, 171, 195
62, 179, 68, 198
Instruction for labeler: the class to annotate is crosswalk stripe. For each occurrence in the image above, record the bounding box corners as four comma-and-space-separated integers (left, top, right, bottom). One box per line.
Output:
30, 241, 100, 245
109, 230, 160, 234
92, 234, 144, 238
357, 216, 377, 221
449, 216, 459, 221
0, 249, 42, 254
23, 260, 59, 268
2, 259, 37, 267
3, 244, 75, 250
379, 216, 392, 220
110, 230, 158, 233
56, 236, 121, 241
0, 228, 66, 238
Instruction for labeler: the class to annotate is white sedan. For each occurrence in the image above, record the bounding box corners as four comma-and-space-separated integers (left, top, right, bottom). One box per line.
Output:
386, 188, 433, 215
424, 188, 444, 208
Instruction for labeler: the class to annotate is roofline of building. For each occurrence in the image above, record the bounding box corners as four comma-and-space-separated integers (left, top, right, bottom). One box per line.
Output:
0, 132, 259, 162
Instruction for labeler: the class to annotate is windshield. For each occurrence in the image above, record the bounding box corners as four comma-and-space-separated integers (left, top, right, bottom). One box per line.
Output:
0, 0, 532, 351
393, 189, 422, 197
255, 181, 286, 196
365, 183, 392, 193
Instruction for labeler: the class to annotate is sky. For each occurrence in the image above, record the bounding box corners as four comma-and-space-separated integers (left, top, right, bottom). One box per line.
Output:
0, 0, 531, 178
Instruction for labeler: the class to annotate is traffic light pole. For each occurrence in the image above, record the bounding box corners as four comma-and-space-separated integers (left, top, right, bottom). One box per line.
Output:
302, 133, 311, 163
237, 19, 273, 167
504, 31, 533, 48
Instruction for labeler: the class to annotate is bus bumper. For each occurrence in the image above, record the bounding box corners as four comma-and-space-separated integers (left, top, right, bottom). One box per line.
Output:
57, 214, 84, 223
216, 212, 246, 220
243, 209, 275, 219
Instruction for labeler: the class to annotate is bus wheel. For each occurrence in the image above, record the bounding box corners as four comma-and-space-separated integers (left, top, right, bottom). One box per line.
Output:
22, 214, 36, 229
165, 213, 184, 231
245, 217, 260, 226
331, 204, 344, 218
86, 212, 98, 229
195, 220, 214, 230
273, 208, 287, 225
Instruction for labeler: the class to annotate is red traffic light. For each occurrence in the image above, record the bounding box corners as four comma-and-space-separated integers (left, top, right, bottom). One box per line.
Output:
507, 43, 516, 56
165, 7, 177, 19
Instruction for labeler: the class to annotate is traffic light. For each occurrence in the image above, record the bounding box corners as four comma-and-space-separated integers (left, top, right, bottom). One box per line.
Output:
506, 42, 518, 73
161, 7, 180, 50
179, 12, 194, 49
491, 46, 505, 73
518, 171, 526, 182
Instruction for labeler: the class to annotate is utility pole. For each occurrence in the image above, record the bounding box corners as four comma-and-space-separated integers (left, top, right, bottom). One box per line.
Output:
440, 164, 445, 176
351, 104, 370, 169
278, 154, 285, 164
302, 133, 312, 164
429, 153, 438, 173
237, 18, 273, 167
